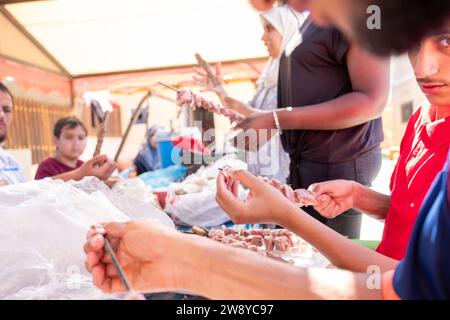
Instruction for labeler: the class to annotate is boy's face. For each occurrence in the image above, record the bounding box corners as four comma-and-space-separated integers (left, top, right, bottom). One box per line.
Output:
409, 23, 450, 107
55, 125, 87, 159
0, 91, 13, 144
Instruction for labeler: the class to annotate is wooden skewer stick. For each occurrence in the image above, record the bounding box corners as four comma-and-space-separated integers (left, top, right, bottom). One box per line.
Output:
195, 53, 228, 103
93, 111, 109, 157
195, 53, 221, 87
114, 91, 151, 162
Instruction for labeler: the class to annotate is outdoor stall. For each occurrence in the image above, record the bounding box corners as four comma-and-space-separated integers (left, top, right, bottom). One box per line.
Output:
1, 0, 435, 303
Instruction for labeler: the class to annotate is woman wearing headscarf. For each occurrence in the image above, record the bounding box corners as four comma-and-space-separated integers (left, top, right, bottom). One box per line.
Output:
133, 125, 163, 175
193, 5, 305, 182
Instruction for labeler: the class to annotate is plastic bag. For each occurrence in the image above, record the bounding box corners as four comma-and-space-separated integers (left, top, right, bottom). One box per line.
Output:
138, 165, 187, 190
111, 177, 159, 208
0, 177, 173, 299
165, 189, 245, 227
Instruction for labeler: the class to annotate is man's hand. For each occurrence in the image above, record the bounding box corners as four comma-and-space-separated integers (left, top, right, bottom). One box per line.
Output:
308, 180, 356, 219
78, 155, 116, 181
216, 169, 298, 226
84, 221, 182, 294
232, 111, 276, 151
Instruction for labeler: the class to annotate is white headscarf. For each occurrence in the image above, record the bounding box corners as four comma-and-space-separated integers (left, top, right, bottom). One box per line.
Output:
257, 5, 308, 89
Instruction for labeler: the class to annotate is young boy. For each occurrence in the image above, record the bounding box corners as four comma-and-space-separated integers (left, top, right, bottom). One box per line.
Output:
35, 116, 115, 182
36, 117, 86, 179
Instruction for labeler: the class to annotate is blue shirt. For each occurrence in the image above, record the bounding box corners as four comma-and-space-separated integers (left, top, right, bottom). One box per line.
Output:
0, 147, 27, 185
393, 150, 450, 299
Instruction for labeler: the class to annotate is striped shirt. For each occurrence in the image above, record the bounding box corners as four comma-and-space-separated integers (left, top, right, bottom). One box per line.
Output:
0, 147, 27, 185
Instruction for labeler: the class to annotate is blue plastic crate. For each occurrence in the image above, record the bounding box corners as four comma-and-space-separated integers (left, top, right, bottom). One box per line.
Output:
157, 140, 177, 168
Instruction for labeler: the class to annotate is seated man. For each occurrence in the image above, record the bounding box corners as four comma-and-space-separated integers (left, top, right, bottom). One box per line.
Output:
35, 116, 115, 183
0, 83, 27, 185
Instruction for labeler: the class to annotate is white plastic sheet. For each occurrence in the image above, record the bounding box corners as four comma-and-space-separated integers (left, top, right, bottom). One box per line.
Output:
0, 177, 173, 299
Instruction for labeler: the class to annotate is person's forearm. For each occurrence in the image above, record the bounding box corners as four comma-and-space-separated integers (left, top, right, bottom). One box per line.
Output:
52, 168, 82, 182
175, 234, 383, 300
215, 85, 229, 106
277, 203, 398, 273
277, 92, 386, 130
353, 182, 390, 220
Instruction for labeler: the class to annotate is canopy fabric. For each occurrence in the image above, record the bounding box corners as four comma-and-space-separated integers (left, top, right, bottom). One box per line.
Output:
5, 0, 268, 76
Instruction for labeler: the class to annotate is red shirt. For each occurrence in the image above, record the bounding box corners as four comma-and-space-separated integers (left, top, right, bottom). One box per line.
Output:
35, 157, 84, 180
377, 105, 450, 260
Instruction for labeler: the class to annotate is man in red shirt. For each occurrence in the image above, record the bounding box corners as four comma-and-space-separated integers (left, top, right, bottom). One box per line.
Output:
35, 116, 116, 183
309, 30, 450, 260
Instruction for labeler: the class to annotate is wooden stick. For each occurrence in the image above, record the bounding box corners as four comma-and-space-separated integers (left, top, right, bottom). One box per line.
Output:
195, 53, 228, 105
195, 53, 221, 87
114, 91, 152, 162
93, 111, 109, 157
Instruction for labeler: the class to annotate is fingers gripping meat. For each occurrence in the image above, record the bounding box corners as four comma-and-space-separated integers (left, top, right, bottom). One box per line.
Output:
254, 176, 318, 207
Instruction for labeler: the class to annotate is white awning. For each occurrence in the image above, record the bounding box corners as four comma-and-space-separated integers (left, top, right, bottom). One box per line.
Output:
5, 0, 268, 76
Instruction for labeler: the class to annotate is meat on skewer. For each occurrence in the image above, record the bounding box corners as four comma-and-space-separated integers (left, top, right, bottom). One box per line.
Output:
177, 89, 244, 122
220, 165, 318, 207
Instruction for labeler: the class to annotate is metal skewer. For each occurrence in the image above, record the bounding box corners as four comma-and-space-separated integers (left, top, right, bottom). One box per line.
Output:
158, 82, 180, 93
103, 237, 132, 292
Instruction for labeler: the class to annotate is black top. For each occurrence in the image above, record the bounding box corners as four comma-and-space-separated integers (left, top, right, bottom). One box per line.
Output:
277, 22, 383, 164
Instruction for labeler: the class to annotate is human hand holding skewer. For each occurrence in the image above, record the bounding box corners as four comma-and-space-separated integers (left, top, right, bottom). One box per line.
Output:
219, 166, 317, 207
158, 82, 244, 122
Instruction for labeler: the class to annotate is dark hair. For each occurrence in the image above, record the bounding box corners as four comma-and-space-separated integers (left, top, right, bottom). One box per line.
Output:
53, 116, 88, 138
0, 82, 14, 106
353, 0, 450, 56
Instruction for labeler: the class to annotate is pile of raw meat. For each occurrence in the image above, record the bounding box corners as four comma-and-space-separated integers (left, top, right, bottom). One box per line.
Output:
208, 226, 308, 264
